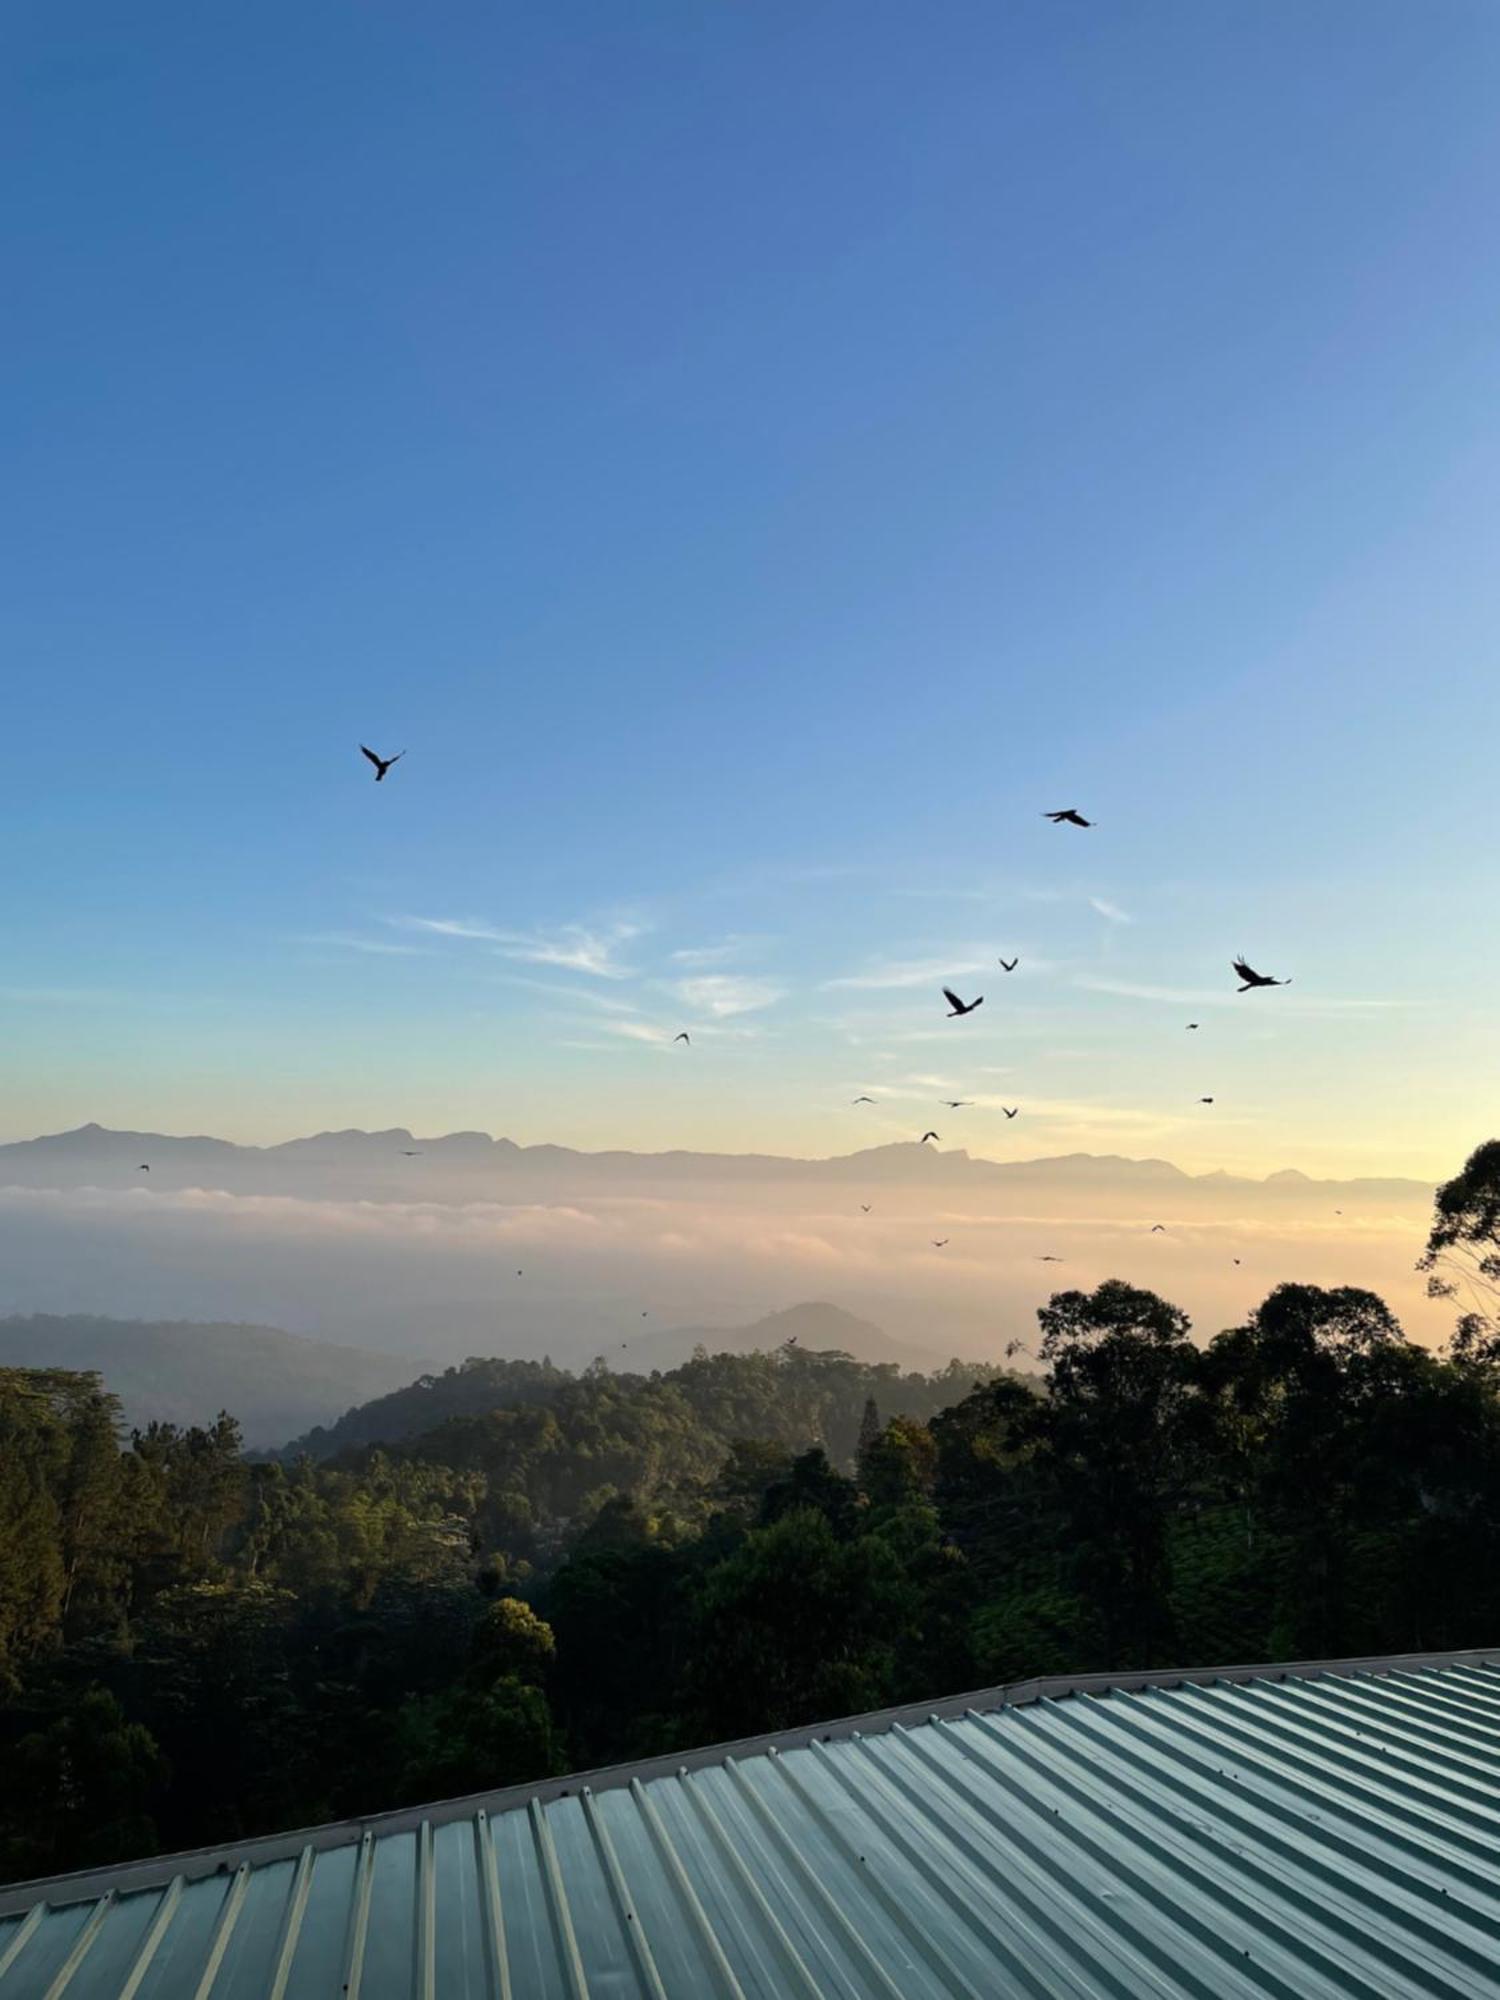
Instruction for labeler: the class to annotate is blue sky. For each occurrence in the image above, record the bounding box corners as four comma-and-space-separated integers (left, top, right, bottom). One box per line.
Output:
4, 2, 1499, 1174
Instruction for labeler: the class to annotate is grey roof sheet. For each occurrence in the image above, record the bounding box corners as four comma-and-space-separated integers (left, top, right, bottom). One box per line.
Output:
4, 1648, 1500, 1997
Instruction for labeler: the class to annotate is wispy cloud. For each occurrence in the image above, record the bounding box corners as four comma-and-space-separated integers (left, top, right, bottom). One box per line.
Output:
1088, 898, 1133, 926
392, 917, 641, 980
675, 975, 785, 1019
492, 975, 640, 1014
824, 953, 991, 992
1074, 977, 1237, 1007
301, 932, 427, 958
391, 916, 506, 943
602, 1021, 682, 1047
669, 936, 765, 968
1073, 976, 1407, 1016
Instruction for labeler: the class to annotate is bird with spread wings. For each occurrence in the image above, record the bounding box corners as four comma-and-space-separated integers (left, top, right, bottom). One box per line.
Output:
1233, 956, 1289, 991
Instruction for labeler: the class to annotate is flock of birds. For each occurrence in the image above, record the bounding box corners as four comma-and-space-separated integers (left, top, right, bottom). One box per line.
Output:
826, 812, 1290, 1265
125, 762, 1295, 1342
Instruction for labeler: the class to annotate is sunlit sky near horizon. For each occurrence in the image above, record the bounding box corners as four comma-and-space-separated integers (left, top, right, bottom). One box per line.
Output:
5, 2, 1500, 1181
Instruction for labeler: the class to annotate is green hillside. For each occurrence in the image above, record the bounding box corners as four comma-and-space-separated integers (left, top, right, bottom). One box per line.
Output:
0, 1315, 413, 1446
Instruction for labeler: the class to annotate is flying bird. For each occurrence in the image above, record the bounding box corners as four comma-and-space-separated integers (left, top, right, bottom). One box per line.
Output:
942, 1099, 973, 1109
400, 1149, 423, 1156
1233, 957, 1290, 991
1233, 1257, 1242, 1266
674, 1031, 690, 1044
1199, 1097, 1215, 1104
998, 957, 1019, 972
1186, 1023, 1199, 1031
1043, 809, 1092, 827
851, 1095, 876, 1104
360, 745, 405, 782
921, 1131, 941, 1144
1150, 1224, 1166, 1233
1038, 1254, 1063, 1263
860, 1204, 872, 1213
932, 1238, 949, 1248
1002, 1107, 1018, 1119
1005, 1339, 1031, 1359
138, 1164, 150, 1172
943, 987, 984, 1017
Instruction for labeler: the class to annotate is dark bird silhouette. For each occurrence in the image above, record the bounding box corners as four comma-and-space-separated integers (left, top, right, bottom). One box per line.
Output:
1038, 1254, 1063, 1262
1043, 808, 1092, 827
1005, 1339, 1031, 1359
138, 1164, 150, 1172
785, 1335, 798, 1347
942, 1099, 973, 1108
360, 745, 405, 782
1233, 1257, 1242, 1266
921, 1131, 941, 1144
852, 1095, 876, 1104
1199, 1097, 1215, 1104
1002, 1107, 1018, 1119
1186, 1022, 1199, 1030
998, 957, 1019, 972
674, 1031, 690, 1044
1233, 956, 1290, 991
642, 1310, 648, 1317
516, 1269, 523, 1277
860, 1203, 872, 1213
400, 1149, 423, 1156
1151, 1224, 1166, 1233
932, 1238, 949, 1248
943, 987, 984, 1017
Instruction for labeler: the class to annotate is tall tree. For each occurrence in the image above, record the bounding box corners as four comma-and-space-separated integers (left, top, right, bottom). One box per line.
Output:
1419, 1139, 1500, 1366
1036, 1281, 1200, 1664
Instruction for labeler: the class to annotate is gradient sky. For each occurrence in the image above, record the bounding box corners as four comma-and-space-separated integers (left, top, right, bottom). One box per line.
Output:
5, 2, 1500, 1178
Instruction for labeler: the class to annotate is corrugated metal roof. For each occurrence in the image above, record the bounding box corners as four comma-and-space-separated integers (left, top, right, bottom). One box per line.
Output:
4, 1647, 1500, 1997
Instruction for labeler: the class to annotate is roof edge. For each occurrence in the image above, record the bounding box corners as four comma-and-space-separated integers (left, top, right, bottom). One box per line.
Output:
5, 1641, 1498, 1916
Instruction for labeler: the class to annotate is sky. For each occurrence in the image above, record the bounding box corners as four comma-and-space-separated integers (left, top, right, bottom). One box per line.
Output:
5, 2, 1500, 1180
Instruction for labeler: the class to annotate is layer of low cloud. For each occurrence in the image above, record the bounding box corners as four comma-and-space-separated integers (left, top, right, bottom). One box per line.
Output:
0, 1170, 1447, 1368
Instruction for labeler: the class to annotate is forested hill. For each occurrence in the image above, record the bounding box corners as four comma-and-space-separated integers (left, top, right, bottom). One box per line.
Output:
286, 1344, 1001, 1471
0, 1314, 411, 1445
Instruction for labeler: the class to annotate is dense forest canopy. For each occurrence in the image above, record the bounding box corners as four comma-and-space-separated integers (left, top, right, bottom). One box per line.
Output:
5, 1141, 1500, 1888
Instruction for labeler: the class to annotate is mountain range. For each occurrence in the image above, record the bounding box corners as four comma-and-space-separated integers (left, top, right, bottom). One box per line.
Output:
0, 1123, 1433, 1202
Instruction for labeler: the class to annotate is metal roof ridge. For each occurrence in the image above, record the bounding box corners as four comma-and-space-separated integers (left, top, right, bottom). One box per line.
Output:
3, 1641, 1497, 1916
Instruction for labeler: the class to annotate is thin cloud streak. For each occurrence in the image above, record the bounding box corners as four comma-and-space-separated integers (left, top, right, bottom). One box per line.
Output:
669, 936, 767, 967
492, 976, 640, 1014
301, 933, 428, 957
673, 975, 785, 1019
391, 916, 641, 979
824, 953, 993, 992
1074, 977, 1411, 1015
